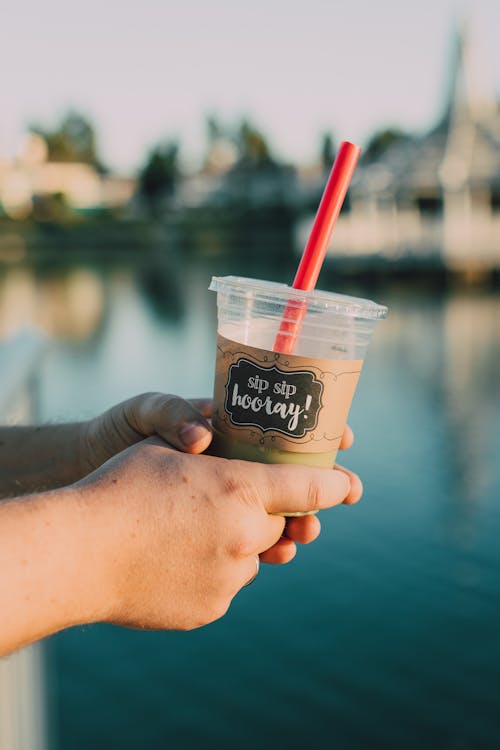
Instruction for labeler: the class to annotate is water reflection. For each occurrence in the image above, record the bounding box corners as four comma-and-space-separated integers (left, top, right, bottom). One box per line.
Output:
136, 257, 184, 323
0, 265, 107, 342
441, 293, 500, 537
371, 288, 499, 544
1, 260, 497, 529
0, 253, 191, 345
1, 254, 499, 750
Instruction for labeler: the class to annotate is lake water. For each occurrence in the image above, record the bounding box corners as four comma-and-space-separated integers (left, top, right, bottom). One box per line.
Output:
1, 251, 500, 749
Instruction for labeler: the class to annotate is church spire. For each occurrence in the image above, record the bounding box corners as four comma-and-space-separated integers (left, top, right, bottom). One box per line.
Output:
438, 19, 495, 131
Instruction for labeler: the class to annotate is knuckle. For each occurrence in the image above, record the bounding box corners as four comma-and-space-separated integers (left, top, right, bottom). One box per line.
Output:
214, 460, 257, 505
228, 528, 255, 559
123, 392, 164, 433
157, 393, 184, 417
221, 472, 242, 497
306, 478, 323, 512
131, 391, 161, 414
264, 465, 282, 501
158, 449, 187, 478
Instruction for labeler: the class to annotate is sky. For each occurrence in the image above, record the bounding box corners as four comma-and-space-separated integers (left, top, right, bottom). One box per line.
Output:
1, 0, 500, 173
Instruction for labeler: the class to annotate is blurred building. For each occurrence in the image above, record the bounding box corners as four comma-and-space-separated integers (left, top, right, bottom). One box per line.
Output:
297, 24, 500, 274
175, 123, 297, 210
0, 134, 136, 219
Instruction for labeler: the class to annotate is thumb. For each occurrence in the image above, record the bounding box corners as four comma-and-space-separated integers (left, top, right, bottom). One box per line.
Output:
253, 462, 351, 516
128, 393, 213, 453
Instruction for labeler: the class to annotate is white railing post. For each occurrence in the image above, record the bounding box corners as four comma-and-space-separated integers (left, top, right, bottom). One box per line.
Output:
0, 329, 48, 750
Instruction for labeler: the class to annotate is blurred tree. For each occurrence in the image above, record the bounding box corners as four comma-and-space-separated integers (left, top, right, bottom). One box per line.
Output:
29, 111, 105, 171
362, 128, 412, 163
236, 120, 275, 169
223, 119, 296, 210
320, 132, 336, 172
138, 141, 179, 217
206, 115, 226, 145
203, 115, 277, 173
31, 192, 73, 223
203, 115, 238, 174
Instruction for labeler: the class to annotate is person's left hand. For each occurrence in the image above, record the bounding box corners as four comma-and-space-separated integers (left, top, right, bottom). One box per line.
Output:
80, 393, 213, 474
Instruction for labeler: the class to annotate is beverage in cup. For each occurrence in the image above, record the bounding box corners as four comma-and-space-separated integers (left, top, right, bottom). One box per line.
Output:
209, 276, 387, 474
208, 141, 387, 515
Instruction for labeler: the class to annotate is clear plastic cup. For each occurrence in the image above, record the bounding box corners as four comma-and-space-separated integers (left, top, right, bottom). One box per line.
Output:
209, 276, 387, 510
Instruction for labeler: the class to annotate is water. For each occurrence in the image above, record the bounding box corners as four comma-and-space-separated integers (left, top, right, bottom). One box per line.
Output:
1, 252, 499, 749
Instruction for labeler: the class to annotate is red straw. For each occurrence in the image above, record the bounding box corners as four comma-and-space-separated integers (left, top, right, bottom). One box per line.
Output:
273, 140, 361, 354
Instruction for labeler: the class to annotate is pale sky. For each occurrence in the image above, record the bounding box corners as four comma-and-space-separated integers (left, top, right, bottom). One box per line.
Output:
1, 0, 499, 173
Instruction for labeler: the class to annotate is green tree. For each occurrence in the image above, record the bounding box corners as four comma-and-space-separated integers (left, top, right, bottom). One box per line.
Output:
206, 115, 226, 145
320, 132, 336, 172
203, 116, 277, 172
138, 141, 179, 217
362, 127, 412, 164
30, 111, 105, 171
236, 120, 275, 169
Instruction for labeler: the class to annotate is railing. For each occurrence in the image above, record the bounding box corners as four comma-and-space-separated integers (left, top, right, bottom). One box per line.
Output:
0, 329, 48, 750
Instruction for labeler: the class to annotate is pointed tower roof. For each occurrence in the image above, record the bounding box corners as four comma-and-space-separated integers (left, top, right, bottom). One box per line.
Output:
436, 19, 496, 134
437, 20, 500, 190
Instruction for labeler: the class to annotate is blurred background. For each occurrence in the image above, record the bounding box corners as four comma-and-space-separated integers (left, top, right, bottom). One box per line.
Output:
0, 0, 499, 748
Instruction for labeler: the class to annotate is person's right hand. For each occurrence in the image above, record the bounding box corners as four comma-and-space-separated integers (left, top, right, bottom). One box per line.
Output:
73, 438, 355, 632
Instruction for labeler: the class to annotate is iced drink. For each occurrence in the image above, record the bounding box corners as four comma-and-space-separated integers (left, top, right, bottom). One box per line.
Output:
209, 276, 387, 512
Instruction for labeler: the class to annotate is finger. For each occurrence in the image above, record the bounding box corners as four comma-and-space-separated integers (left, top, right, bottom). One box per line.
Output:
259, 512, 287, 553
134, 394, 213, 454
253, 463, 351, 516
259, 537, 297, 565
339, 424, 354, 450
284, 514, 321, 544
188, 399, 213, 419
334, 464, 364, 505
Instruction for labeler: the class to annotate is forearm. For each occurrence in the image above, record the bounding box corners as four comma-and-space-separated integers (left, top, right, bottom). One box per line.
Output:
0, 485, 114, 656
0, 424, 88, 497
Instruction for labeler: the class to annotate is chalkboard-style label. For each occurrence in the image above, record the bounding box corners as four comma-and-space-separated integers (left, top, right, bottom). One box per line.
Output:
224, 358, 323, 438
213, 334, 363, 454
224, 357, 323, 438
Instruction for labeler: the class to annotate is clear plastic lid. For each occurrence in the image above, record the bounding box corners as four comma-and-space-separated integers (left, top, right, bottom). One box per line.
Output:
209, 276, 388, 320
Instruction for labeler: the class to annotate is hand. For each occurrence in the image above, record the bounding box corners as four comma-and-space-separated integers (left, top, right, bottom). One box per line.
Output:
81, 393, 213, 473
74, 438, 355, 631
81, 395, 361, 565
269, 423, 363, 564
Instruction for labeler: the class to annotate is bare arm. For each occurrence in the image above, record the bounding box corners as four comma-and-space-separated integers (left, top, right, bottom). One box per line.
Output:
0, 393, 213, 498
0, 485, 114, 653
0, 440, 356, 657
0, 424, 86, 498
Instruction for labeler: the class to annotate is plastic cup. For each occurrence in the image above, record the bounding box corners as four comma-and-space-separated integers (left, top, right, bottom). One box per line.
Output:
209, 276, 387, 512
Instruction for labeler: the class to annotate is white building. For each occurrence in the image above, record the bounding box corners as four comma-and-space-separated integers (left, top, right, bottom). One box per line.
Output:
0, 134, 136, 219
297, 25, 500, 275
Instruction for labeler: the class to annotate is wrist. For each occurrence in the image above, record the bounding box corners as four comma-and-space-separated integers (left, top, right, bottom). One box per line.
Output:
66, 481, 121, 626
0, 484, 118, 654
0, 423, 89, 497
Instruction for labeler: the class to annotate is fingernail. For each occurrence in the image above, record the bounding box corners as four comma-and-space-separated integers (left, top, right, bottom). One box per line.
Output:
179, 421, 210, 447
